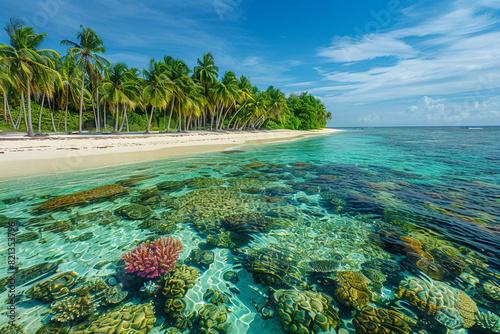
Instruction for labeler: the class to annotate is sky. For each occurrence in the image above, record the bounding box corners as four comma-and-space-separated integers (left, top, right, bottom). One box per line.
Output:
1, 0, 500, 127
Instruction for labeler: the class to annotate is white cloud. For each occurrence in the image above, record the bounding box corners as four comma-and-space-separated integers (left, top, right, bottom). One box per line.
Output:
318, 35, 417, 62
358, 112, 380, 123
311, 0, 500, 107
407, 96, 500, 124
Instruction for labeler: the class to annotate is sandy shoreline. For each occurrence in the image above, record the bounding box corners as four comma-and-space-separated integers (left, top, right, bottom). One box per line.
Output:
0, 129, 341, 179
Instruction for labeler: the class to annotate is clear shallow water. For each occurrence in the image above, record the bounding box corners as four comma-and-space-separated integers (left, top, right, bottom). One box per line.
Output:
0, 127, 499, 334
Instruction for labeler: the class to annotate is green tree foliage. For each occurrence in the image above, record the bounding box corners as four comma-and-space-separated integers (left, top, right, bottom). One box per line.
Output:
265, 92, 331, 130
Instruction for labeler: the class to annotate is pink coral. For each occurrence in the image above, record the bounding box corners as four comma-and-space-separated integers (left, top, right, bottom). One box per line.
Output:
122, 236, 183, 278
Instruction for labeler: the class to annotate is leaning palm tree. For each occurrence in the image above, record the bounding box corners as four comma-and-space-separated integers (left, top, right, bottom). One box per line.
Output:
0, 62, 16, 128
227, 75, 253, 130
61, 26, 109, 133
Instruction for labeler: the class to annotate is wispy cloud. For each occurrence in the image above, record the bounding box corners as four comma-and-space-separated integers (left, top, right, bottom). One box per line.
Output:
318, 35, 417, 62
211, 0, 243, 20
312, 0, 500, 110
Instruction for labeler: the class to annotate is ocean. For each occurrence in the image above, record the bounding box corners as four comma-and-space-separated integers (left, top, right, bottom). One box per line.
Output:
0, 127, 499, 333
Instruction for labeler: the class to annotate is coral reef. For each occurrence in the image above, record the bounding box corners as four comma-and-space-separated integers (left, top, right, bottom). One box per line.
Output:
0, 325, 26, 334
35, 184, 127, 211
115, 204, 154, 220
26, 271, 81, 303
122, 236, 183, 278
0, 260, 62, 293
70, 302, 156, 334
187, 248, 215, 269
394, 277, 455, 316
307, 260, 339, 273
203, 287, 231, 306
274, 289, 341, 333
476, 311, 500, 333
163, 265, 199, 317
333, 271, 372, 309
50, 295, 97, 323
198, 303, 233, 334
184, 176, 225, 188
353, 306, 411, 334
244, 246, 303, 287
453, 290, 478, 328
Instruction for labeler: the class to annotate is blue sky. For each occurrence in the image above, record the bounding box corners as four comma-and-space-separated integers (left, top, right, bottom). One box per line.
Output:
1, 0, 500, 126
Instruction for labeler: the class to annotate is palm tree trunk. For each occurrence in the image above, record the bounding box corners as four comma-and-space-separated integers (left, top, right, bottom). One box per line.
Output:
18, 91, 26, 130
38, 93, 46, 134
177, 101, 181, 133
64, 93, 69, 133
125, 110, 130, 132
78, 71, 85, 133
119, 103, 127, 133
91, 98, 97, 131
103, 103, 107, 131
96, 88, 100, 132
48, 95, 57, 132
2, 92, 6, 121
210, 103, 215, 130
26, 83, 35, 137
167, 97, 175, 132
228, 100, 247, 129
4, 92, 15, 128
146, 106, 154, 133
113, 104, 119, 134
220, 102, 235, 131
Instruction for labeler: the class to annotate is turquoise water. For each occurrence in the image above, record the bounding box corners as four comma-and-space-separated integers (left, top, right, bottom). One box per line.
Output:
0, 127, 499, 333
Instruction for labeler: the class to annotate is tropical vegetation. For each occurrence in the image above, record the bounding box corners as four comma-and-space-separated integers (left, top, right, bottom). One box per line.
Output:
0, 19, 331, 136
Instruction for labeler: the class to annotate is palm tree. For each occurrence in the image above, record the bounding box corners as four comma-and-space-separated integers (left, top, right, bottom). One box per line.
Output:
100, 63, 137, 134
142, 59, 175, 133
227, 75, 253, 130
61, 26, 108, 133
1, 19, 61, 137
59, 55, 81, 133
258, 87, 287, 128
164, 56, 190, 132
193, 53, 218, 129
0, 63, 16, 128
213, 71, 240, 131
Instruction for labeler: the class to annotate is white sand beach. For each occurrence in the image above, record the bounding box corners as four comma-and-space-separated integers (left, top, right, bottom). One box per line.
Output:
0, 129, 341, 178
